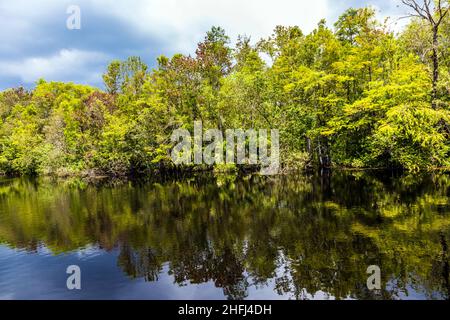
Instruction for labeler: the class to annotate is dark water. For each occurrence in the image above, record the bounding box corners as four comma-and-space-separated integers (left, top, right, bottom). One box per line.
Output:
0, 172, 450, 300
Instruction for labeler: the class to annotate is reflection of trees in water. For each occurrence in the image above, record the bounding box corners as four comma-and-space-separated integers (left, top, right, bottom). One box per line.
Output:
0, 172, 450, 299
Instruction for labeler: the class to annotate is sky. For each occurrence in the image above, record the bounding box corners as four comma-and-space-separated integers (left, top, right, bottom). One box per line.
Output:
0, 0, 410, 90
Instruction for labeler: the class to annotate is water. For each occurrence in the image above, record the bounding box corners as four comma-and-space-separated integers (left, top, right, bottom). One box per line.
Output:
0, 171, 449, 300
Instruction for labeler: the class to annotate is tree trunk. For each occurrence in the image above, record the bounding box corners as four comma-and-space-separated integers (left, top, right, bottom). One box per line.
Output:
432, 26, 439, 109
317, 137, 331, 168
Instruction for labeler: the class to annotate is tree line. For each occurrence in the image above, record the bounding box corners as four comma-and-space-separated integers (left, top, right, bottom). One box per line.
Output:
1, 4, 450, 177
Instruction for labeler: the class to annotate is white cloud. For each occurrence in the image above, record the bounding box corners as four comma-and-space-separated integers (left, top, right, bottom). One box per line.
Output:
0, 0, 407, 52
90, 0, 331, 52
0, 0, 411, 88
0, 49, 108, 84
361, 2, 409, 34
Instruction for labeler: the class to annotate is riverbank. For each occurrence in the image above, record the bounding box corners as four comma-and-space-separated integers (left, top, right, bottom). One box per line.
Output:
2, 164, 450, 186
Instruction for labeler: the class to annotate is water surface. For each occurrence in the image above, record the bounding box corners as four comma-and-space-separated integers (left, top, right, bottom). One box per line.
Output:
0, 172, 449, 300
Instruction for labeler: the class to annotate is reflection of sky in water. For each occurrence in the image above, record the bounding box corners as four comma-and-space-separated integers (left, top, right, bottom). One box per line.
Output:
386, 279, 444, 300
0, 245, 290, 300
0, 245, 432, 300
0, 245, 220, 300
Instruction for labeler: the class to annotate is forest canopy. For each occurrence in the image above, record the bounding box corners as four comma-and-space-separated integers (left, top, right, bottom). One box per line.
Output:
1, 5, 450, 177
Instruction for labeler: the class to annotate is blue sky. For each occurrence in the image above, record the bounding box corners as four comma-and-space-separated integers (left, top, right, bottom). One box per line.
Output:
0, 0, 409, 90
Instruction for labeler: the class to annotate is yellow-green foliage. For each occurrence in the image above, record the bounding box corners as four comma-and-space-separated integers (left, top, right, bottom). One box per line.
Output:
1, 8, 450, 177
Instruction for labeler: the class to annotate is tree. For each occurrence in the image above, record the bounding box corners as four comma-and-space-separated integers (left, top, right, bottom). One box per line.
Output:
102, 57, 149, 96
1, 7, 449, 175
401, 0, 450, 108
335, 7, 377, 45
102, 60, 121, 94
196, 26, 232, 90
120, 56, 149, 96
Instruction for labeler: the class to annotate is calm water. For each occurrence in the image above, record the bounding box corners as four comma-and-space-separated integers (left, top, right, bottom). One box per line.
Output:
0, 172, 449, 300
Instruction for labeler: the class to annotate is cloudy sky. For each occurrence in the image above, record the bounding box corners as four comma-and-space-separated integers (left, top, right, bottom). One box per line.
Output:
0, 0, 410, 90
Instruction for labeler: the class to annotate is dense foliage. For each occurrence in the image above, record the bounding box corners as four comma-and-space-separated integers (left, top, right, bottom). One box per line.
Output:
1, 7, 450, 177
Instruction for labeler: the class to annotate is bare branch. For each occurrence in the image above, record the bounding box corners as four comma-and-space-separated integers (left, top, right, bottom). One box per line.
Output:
401, 0, 449, 109
401, 0, 429, 20
402, 0, 449, 26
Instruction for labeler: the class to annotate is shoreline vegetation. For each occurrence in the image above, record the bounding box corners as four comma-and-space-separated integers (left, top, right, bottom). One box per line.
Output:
1, 6, 450, 180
